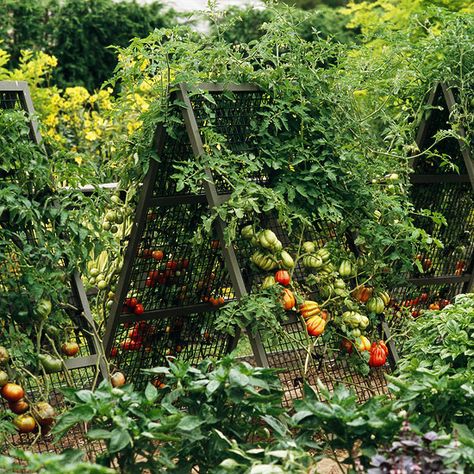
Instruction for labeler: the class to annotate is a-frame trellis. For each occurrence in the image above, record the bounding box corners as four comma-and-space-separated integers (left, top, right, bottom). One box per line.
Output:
389, 83, 474, 324
103, 83, 393, 404
0, 81, 106, 456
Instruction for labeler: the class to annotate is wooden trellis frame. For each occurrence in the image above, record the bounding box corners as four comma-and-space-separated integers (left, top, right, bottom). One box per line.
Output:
103, 83, 395, 404
0, 81, 106, 455
389, 83, 474, 323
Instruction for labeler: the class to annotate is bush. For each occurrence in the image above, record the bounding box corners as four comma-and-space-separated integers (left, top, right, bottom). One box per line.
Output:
0, 0, 177, 90
213, 5, 356, 45
388, 293, 474, 432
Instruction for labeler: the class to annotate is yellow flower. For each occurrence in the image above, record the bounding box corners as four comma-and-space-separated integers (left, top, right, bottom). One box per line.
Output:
85, 131, 99, 141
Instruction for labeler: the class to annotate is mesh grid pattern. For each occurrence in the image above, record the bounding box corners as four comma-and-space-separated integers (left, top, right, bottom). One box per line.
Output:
410, 182, 474, 277
125, 201, 235, 312
0, 368, 102, 458
234, 212, 390, 404
413, 86, 467, 175
109, 312, 230, 390
152, 89, 268, 198
191, 90, 268, 194
0, 83, 103, 460
0, 90, 23, 111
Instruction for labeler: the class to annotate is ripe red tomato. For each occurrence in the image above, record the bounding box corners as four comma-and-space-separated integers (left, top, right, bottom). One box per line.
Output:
152, 250, 164, 261
166, 260, 178, 270
340, 338, 353, 354
210, 240, 220, 250
1, 383, 25, 403
274, 270, 291, 287
111, 372, 126, 387
152, 379, 166, 389
419, 292, 428, 302
125, 297, 138, 309
440, 299, 450, 308
134, 303, 144, 315
422, 258, 432, 271
121, 339, 142, 351
145, 277, 155, 288
61, 342, 80, 357
369, 342, 387, 367
142, 249, 153, 259
109, 347, 118, 358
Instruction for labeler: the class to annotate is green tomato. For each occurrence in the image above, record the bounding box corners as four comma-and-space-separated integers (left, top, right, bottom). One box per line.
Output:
102, 221, 111, 231
97, 280, 108, 291
261, 276, 276, 289
89, 268, 100, 278
338, 260, 353, 278
241, 225, 255, 240
38, 355, 62, 374
0, 370, 8, 387
302, 241, 316, 254
280, 250, 295, 269
36, 299, 52, 319
105, 211, 117, 223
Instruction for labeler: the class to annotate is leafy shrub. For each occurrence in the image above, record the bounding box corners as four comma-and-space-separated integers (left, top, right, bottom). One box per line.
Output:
0, 449, 114, 473
53, 357, 304, 473
369, 421, 472, 474
0, 0, 177, 90
213, 5, 356, 46
388, 294, 474, 432
0, 108, 104, 371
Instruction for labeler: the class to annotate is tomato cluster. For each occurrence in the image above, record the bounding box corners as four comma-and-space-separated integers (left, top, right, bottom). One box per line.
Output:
389, 291, 451, 317
242, 223, 393, 370
0, 346, 56, 434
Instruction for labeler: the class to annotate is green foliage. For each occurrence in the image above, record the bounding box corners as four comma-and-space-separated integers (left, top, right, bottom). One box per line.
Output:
0, 0, 177, 90
388, 294, 474, 432
54, 357, 297, 473
53, 346, 474, 472
111, 3, 455, 291
0, 449, 114, 473
0, 109, 103, 368
215, 287, 289, 344
294, 382, 402, 466
213, 5, 355, 46
369, 421, 471, 473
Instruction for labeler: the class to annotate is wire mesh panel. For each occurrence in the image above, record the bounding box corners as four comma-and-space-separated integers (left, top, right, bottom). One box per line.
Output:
104, 83, 394, 406
0, 81, 105, 457
388, 83, 474, 342
235, 215, 392, 406
103, 84, 270, 388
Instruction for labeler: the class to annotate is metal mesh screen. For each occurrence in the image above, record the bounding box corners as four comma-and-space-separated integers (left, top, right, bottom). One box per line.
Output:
0, 82, 104, 459
387, 83, 474, 346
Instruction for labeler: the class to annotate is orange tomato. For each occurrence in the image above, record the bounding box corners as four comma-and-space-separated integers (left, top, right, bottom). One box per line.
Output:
281, 289, 296, 310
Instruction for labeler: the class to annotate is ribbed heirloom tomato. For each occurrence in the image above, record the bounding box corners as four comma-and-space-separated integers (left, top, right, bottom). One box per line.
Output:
305, 315, 326, 336
369, 342, 388, 367
281, 289, 296, 310
274, 270, 290, 286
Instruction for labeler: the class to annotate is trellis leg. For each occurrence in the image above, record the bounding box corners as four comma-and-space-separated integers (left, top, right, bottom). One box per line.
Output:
177, 83, 270, 368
